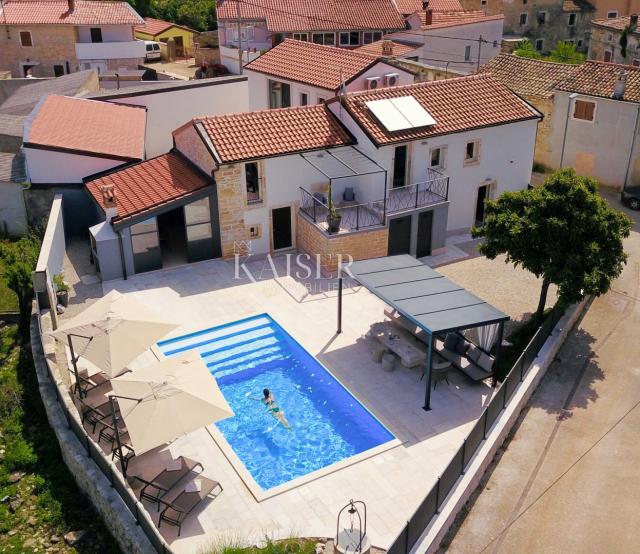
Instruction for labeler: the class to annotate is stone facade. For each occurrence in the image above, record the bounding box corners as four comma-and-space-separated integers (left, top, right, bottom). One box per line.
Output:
525, 95, 554, 169
214, 163, 253, 258
0, 25, 79, 77
588, 23, 640, 64
296, 212, 389, 273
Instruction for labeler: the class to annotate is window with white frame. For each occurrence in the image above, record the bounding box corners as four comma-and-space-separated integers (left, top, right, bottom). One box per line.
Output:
519, 13, 528, 26
464, 140, 480, 164
430, 146, 446, 169
362, 31, 382, 44
568, 13, 577, 26
300, 92, 309, 106
535, 38, 544, 51
312, 32, 335, 45
464, 45, 471, 61
607, 11, 618, 18
573, 99, 596, 121
19, 31, 33, 47
537, 11, 547, 24
231, 26, 254, 42
339, 31, 359, 46
292, 33, 308, 41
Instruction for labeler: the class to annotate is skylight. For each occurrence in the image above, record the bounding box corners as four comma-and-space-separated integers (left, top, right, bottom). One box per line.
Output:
365, 96, 436, 132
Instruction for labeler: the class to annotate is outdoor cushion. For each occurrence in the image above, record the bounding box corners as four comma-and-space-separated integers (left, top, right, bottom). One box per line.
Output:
455, 339, 469, 355
443, 333, 460, 351
467, 344, 481, 363
476, 352, 494, 373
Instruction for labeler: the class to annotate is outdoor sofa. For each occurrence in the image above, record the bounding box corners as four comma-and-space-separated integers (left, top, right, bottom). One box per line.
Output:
435, 333, 495, 382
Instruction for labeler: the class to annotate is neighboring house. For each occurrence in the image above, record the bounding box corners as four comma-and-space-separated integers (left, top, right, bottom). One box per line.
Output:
23, 94, 146, 233
589, 14, 640, 64
83, 75, 250, 157
0, 152, 28, 236
0, 0, 145, 78
216, 0, 406, 73
586, 0, 640, 19
134, 17, 199, 57
243, 39, 415, 109
388, 9, 505, 74
548, 60, 640, 188
85, 73, 540, 278
480, 53, 579, 167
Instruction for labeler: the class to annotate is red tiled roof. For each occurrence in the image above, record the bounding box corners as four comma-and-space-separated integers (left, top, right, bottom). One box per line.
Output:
135, 17, 196, 35
592, 15, 640, 35
195, 105, 354, 163
217, 0, 405, 32
0, 0, 143, 25
86, 152, 211, 222
340, 73, 540, 146
25, 95, 145, 160
396, 0, 463, 13
419, 10, 503, 29
555, 60, 640, 103
356, 39, 420, 57
245, 39, 381, 90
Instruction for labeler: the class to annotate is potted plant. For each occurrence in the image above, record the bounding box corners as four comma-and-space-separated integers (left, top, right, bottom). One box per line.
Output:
53, 273, 69, 307
328, 206, 342, 233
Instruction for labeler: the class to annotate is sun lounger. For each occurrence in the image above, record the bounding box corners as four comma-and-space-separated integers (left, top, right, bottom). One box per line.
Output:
80, 399, 119, 433
138, 457, 204, 511
159, 476, 222, 536
73, 367, 109, 398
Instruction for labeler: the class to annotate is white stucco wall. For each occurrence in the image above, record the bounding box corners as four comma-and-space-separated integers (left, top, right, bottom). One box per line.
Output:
103, 77, 250, 157
549, 91, 640, 189
24, 148, 127, 184
77, 24, 134, 42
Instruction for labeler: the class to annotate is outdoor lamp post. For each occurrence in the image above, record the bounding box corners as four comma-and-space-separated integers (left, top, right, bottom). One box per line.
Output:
336, 499, 369, 554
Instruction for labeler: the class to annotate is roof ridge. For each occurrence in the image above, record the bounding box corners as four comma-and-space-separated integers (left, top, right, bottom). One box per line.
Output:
584, 59, 640, 71
489, 52, 580, 67
194, 103, 330, 123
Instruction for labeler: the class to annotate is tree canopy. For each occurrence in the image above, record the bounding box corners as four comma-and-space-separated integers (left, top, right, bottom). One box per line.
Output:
472, 169, 632, 321
514, 39, 585, 65
130, 0, 217, 31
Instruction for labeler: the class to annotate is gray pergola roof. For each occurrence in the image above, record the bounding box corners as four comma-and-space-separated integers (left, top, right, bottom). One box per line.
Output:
348, 255, 509, 335
300, 146, 385, 179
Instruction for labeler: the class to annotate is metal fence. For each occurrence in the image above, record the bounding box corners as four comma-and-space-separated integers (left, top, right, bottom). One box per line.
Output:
387, 305, 564, 554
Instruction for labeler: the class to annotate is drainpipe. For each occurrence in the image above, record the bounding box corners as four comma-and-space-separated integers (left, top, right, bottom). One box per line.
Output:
623, 103, 640, 190
117, 230, 128, 280
559, 93, 578, 169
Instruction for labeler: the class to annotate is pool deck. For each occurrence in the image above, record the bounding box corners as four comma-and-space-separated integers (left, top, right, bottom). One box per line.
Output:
60, 249, 554, 552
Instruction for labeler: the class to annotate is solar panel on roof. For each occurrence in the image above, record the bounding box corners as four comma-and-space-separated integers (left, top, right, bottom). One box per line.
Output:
365, 95, 436, 132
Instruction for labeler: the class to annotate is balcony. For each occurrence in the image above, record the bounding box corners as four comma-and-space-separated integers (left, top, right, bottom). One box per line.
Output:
75, 40, 145, 61
300, 168, 449, 235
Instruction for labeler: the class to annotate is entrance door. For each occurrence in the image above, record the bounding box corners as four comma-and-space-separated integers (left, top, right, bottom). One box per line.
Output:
474, 185, 489, 225
392, 145, 408, 188
416, 211, 433, 258
388, 215, 412, 255
157, 208, 188, 268
272, 206, 292, 250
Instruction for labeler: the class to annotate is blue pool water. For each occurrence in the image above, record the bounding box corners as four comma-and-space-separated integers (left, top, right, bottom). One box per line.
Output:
157, 314, 395, 490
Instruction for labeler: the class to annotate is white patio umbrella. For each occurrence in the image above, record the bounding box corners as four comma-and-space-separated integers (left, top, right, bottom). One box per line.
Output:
50, 290, 178, 379
109, 350, 234, 456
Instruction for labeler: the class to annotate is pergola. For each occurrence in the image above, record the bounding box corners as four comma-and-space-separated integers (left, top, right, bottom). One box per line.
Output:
342, 255, 510, 411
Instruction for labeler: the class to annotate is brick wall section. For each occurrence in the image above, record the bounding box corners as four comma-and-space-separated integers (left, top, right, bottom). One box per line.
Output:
296, 212, 389, 273
0, 25, 79, 77
215, 164, 251, 257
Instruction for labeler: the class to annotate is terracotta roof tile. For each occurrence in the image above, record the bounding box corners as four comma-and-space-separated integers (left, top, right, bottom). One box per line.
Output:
555, 60, 640, 102
25, 95, 146, 160
86, 151, 211, 222
217, 0, 405, 32
419, 10, 504, 29
591, 15, 639, 34
135, 17, 195, 35
480, 53, 580, 98
356, 39, 419, 57
0, 0, 143, 25
196, 105, 354, 163
393, 0, 464, 14
245, 39, 381, 90
340, 73, 540, 146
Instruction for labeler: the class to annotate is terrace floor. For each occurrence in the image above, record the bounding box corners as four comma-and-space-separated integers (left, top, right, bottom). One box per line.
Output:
61, 244, 557, 552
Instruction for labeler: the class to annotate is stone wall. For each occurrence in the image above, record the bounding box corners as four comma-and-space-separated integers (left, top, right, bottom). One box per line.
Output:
0, 25, 79, 77
296, 212, 389, 273
527, 95, 554, 169
215, 164, 252, 257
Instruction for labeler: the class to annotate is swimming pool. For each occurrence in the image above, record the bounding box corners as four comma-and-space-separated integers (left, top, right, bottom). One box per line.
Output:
157, 314, 395, 491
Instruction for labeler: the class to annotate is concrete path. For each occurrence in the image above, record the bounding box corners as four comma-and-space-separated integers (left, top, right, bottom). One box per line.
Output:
444, 193, 640, 553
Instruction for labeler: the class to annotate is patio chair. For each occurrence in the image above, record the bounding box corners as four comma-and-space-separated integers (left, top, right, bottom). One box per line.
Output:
80, 399, 119, 433
137, 457, 204, 511
158, 475, 222, 536
73, 367, 109, 398
342, 187, 356, 202
97, 416, 129, 450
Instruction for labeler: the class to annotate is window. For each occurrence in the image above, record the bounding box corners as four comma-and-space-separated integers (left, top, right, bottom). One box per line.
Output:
577, 39, 583, 48
339, 31, 359, 46
269, 80, 290, 109
634, 59, 640, 67
245, 162, 261, 203
573, 99, 596, 121
184, 197, 215, 263
317, 96, 326, 104
481, 0, 487, 4
537, 11, 547, 24
300, 92, 308, 106
19, 31, 33, 47
607, 11, 618, 18
535, 38, 544, 51
464, 140, 480, 163
90, 27, 103, 43
292, 33, 308, 41
430, 146, 446, 169
53, 64, 65, 77
464, 45, 471, 61
603, 49, 612, 62
312, 32, 335, 45
362, 31, 382, 44
130, 218, 161, 273
519, 13, 528, 26
568, 13, 577, 26
522, 0, 527, 4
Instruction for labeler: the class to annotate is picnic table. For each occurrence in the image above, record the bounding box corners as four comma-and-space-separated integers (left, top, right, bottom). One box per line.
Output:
370, 322, 426, 368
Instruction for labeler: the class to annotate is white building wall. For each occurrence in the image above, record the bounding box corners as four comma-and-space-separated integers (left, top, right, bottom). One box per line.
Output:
77, 25, 134, 42
103, 77, 250, 157
24, 148, 127, 184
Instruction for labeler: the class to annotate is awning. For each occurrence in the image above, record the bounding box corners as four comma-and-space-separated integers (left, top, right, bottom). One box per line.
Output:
300, 146, 386, 179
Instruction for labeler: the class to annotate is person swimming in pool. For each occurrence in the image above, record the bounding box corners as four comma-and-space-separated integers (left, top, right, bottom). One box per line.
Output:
249, 388, 291, 430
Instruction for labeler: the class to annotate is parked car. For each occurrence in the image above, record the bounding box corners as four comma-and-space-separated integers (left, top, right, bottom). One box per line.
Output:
144, 41, 161, 62
621, 186, 640, 210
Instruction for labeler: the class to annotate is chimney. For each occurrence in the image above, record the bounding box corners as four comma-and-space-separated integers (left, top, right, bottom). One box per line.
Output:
422, 0, 429, 10
631, 14, 639, 28
100, 184, 118, 222
424, 8, 433, 26
382, 40, 394, 56
67, 0, 75, 11
613, 69, 627, 99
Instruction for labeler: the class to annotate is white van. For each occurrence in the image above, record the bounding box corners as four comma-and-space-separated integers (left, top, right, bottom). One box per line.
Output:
144, 41, 161, 62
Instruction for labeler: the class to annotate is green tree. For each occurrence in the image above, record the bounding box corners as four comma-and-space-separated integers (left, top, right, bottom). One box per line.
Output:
472, 169, 632, 322
150, 0, 216, 31
514, 38, 542, 60
548, 41, 585, 64
0, 234, 41, 336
